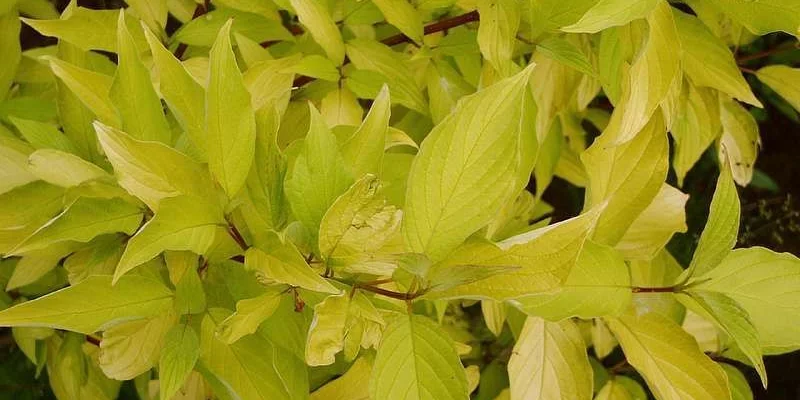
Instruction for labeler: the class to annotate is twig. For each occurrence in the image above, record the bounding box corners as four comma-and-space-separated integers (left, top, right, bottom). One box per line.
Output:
631, 286, 675, 293
737, 42, 799, 64
226, 222, 248, 251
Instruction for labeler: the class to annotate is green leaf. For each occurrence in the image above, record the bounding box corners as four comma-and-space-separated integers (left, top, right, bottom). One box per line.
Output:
27, 149, 111, 188
508, 317, 593, 400
403, 65, 534, 261
720, 364, 754, 400
199, 309, 307, 399
606, 312, 730, 400
0, 10, 20, 99
285, 104, 354, 243
675, 291, 766, 387
512, 240, 631, 320
346, 38, 427, 113
10, 117, 79, 155
703, 0, 800, 36
582, 114, 669, 246
369, 313, 469, 400
110, 11, 171, 145
692, 247, 800, 354
526, 0, 596, 39
241, 106, 287, 233
245, 237, 340, 294
601, 1, 679, 144
113, 195, 224, 282
424, 206, 602, 300
0, 275, 173, 334
340, 85, 391, 178
173, 258, 206, 315
536, 37, 597, 78
305, 293, 350, 366
372, 0, 423, 44
94, 121, 217, 211
126, 0, 167, 35
719, 96, 760, 186
283, 55, 340, 82
0, 181, 63, 231
47, 57, 119, 127
756, 66, 800, 113
671, 83, 722, 186
10, 197, 142, 255
681, 165, 739, 280
318, 175, 401, 265
477, 0, 520, 77
290, 0, 345, 65
562, 0, 658, 33
143, 26, 206, 159
0, 136, 36, 195
159, 324, 201, 400
321, 86, 363, 127
673, 11, 762, 107
243, 56, 298, 113
216, 290, 282, 344
616, 184, 688, 260
7, 241, 79, 290
311, 355, 372, 400
98, 309, 177, 380
22, 6, 144, 52
207, 19, 257, 199
174, 8, 292, 47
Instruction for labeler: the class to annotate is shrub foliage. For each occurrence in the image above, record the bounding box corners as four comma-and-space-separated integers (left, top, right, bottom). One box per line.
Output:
1, 0, 800, 399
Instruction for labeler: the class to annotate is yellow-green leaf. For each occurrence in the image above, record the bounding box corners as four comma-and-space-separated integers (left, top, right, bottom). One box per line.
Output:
216, 290, 282, 344
244, 239, 340, 294
477, 0, 520, 77
562, 0, 658, 33
606, 312, 730, 400
0, 275, 173, 334
207, 20, 256, 199
159, 324, 201, 400
290, 0, 345, 65
756, 65, 800, 113
48, 57, 119, 127
98, 309, 177, 380
340, 85, 391, 178
508, 317, 592, 400
372, 0, 423, 45
616, 184, 688, 260
719, 97, 760, 186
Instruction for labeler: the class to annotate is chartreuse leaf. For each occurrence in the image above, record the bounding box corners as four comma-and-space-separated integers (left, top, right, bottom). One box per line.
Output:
290, 0, 345, 65
113, 195, 224, 282
605, 1, 679, 144
207, 20, 257, 199
0, 275, 173, 334
756, 66, 800, 113
0, 181, 63, 230
679, 165, 739, 281
7, 241, 79, 290
98, 309, 177, 380
424, 206, 603, 300
125, 0, 167, 36
704, 0, 800, 36
174, 8, 292, 47
94, 122, 217, 211
318, 175, 402, 266
372, 0, 423, 44
0, 10, 20, 100
606, 312, 730, 400
305, 293, 349, 366
216, 290, 283, 344
369, 313, 469, 400
719, 96, 760, 186
27, 149, 111, 187
720, 364, 754, 400
47, 57, 119, 127
562, 0, 658, 33
403, 65, 534, 261
0, 136, 36, 195
509, 317, 592, 400
283, 55, 339, 82
63, 235, 124, 285
346, 38, 427, 113
526, 0, 596, 39
536, 37, 597, 78
340, 85, 391, 178
10, 117, 79, 155
671, 84, 722, 185
170, 254, 206, 314
10, 197, 142, 255
110, 11, 171, 145
582, 114, 669, 246
616, 184, 688, 260
691, 247, 800, 354
143, 26, 206, 159
595, 376, 647, 400
512, 240, 631, 320
675, 291, 767, 387
159, 324, 201, 400
243, 56, 298, 113
285, 104, 354, 243
311, 355, 372, 400
199, 308, 305, 399
22, 6, 119, 52
477, 0, 520, 77
673, 11, 761, 107
245, 233, 340, 294
321, 87, 362, 127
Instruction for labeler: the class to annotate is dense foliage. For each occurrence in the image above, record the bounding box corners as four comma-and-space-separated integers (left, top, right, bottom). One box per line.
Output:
1, 0, 799, 399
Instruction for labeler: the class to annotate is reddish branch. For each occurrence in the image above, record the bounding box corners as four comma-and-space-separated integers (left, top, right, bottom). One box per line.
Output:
736, 42, 799, 64
631, 286, 675, 293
